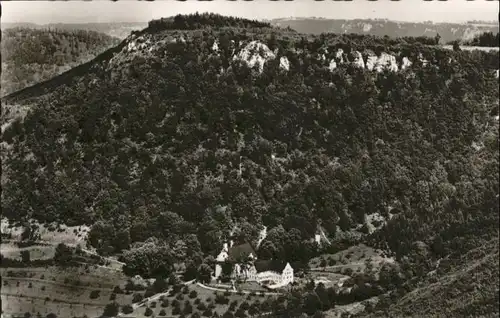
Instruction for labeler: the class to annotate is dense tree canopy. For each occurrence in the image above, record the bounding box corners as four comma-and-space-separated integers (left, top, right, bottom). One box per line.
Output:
2, 15, 498, 289
1, 27, 119, 96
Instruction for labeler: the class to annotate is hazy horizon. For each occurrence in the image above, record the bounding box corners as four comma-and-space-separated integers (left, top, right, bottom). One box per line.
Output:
1, 0, 498, 25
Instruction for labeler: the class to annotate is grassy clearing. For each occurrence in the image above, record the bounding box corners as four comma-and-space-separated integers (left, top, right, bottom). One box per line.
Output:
310, 244, 394, 270
307, 272, 350, 288
1, 217, 90, 246
1, 293, 105, 318
236, 281, 268, 292
0, 242, 55, 260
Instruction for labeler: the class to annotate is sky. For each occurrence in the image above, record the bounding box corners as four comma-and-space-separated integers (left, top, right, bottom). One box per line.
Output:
1, 0, 498, 25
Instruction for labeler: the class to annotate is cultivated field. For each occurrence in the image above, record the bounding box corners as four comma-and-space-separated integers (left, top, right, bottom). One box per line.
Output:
120, 283, 275, 318
309, 244, 396, 275
1, 265, 133, 317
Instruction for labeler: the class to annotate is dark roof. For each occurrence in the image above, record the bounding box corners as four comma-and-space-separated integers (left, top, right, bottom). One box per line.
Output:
228, 242, 256, 261
254, 260, 287, 273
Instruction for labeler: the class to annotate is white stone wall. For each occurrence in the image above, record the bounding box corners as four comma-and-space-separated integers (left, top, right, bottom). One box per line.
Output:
256, 271, 282, 283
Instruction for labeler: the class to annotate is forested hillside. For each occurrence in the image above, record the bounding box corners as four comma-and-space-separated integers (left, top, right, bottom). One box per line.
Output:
463, 31, 499, 47
1, 22, 147, 39
355, 238, 499, 317
2, 13, 499, 317
1, 27, 120, 96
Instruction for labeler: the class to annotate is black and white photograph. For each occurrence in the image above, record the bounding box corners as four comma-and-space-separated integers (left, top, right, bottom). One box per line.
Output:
1, 0, 499, 317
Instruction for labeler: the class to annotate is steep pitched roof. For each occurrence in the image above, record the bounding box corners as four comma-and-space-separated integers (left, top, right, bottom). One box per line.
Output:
228, 242, 256, 261
254, 260, 288, 273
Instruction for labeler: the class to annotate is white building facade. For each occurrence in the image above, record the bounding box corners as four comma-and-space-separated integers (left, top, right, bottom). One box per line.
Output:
214, 240, 294, 288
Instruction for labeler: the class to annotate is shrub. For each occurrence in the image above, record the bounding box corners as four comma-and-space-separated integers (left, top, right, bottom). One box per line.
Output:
173, 284, 183, 293
169, 274, 180, 285
46, 314, 57, 318
122, 304, 134, 314
144, 307, 153, 317
183, 302, 193, 315
191, 313, 201, 318
41, 286, 46, 291
194, 298, 201, 305
150, 301, 157, 308
197, 302, 207, 311
248, 305, 259, 316
202, 308, 213, 317
161, 298, 169, 307
176, 293, 185, 300
113, 285, 123, 294
234, 308, 247, 318
223, 312, 234, 318
153, 277, 168, 293
172, 306, 181, 315
103, 302, 119, 317
182, 285, 190, 294
132, 293, 144, 303
172, 299, 180, 308
215, 294, 229, 305
224, 291, 231, 296
109, 293, 116, 301
28, 282, 33, 288
144, 289, 156, 298
89, 290, 100, 299
239, 301, 250, 311
158, 309, 167, 316
189, 290, 198, 299
126, 280, 146, 291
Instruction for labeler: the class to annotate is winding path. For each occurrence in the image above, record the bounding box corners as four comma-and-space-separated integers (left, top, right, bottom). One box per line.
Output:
196, 282, 281, 296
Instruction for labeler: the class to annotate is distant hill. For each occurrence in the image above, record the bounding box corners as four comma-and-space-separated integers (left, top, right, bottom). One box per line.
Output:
4, 19, 498, 44
1, 27, 120, 96
1, 22, 148, 39
270, 18, 500, 44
